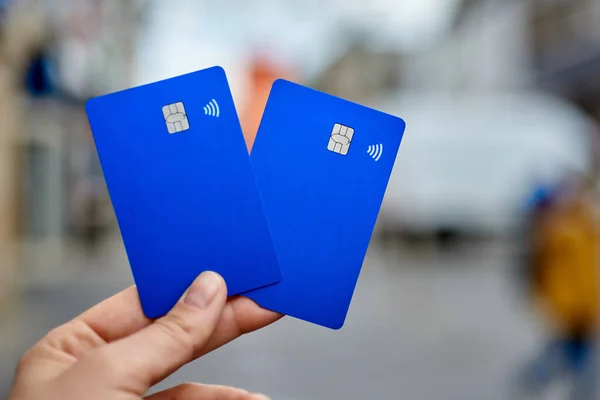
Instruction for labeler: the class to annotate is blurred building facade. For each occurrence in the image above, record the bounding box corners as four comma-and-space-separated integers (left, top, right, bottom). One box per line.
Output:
313, 40, 403, 104
408, 0, 600, 119
531, 0, 600, 116
0, 0, 140, 318
403, 0, 600, 195
0, 1, 47, 317
406, 0, 533, 91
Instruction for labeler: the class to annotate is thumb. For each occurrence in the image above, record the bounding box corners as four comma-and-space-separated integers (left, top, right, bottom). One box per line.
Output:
78, 271, 227, 392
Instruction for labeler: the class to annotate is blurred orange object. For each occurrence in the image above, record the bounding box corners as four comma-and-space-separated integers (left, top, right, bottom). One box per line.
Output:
239, 55, 295, 152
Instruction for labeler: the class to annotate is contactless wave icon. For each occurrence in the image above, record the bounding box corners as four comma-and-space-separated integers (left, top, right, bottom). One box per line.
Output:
367, 144, 383, 161
204, 99, 220, 117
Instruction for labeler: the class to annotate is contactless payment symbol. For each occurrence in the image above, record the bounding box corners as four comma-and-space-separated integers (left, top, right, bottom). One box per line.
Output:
327, 123, 354, 155
367, 144, 383, 161
204, 99, 220, 118
162, 102, 189, 134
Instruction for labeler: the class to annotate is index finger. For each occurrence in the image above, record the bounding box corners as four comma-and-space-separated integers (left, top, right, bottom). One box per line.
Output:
77, 286, 282, 351
77, 286, 151, 342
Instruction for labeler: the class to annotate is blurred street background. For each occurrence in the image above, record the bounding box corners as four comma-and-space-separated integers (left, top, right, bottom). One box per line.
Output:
3, 0, 600, 398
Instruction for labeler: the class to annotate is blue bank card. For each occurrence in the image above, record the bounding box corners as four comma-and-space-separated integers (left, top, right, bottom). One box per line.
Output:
86, 66, 281, 318
244, 79, 405, 329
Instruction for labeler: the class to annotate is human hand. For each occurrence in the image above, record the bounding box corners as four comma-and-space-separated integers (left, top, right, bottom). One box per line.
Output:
9, 272, 281, 400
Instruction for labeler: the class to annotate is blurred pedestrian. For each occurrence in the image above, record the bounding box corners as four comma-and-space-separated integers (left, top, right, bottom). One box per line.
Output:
518, 177, 600, 399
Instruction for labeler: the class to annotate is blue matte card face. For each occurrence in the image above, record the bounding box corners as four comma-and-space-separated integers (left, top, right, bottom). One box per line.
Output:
86, 66, 281, 318
244, 79, 405, 329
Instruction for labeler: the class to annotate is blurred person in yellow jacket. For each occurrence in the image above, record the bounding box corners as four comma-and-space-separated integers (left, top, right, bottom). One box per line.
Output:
520, 177, 600, 399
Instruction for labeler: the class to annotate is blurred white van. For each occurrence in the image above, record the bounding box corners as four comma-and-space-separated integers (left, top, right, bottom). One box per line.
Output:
374, 92, 596, 238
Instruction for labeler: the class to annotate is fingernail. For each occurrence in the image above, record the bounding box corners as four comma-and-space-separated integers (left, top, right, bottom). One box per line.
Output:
251, 394, 270, 400
184, 271, 223, 309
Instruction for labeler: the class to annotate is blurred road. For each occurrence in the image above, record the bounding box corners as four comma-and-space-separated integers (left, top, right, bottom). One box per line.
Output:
0, 236, 539, 400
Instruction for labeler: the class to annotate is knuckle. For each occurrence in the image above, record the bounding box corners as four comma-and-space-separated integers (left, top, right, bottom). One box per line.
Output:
15, 349, 34, 374
14, 322, 74, 373
40, 321, 77, 349
35, 320, 105, 359
42, 324, 67, 347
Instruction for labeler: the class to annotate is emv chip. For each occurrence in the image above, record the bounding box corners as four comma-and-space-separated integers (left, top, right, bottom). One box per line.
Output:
162, 102, 189, 134
327, 123, 354, 155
